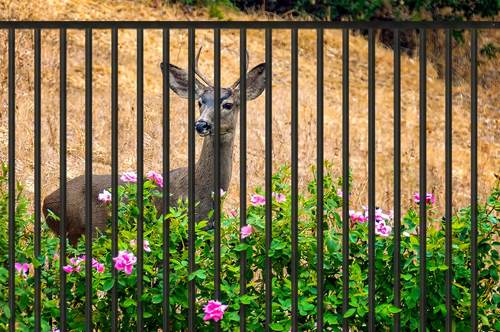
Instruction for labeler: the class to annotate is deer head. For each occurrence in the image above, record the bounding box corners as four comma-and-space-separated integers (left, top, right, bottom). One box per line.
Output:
160, 47, 266, 137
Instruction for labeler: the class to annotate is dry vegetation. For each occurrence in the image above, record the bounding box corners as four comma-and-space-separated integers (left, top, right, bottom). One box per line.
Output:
0, 0, 498, 214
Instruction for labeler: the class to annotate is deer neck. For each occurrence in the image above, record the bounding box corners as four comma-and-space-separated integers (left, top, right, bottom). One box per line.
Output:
195, 133, 235, 192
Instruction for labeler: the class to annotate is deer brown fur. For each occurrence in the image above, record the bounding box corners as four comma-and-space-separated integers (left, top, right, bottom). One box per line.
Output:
43, 51, 266, 246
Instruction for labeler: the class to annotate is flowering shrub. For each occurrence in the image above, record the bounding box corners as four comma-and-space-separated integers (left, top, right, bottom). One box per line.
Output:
240, 224, 254, 239
203, 300, 228, 322
0, 163, 499, 331
112, 251, 137, 275
146, 171, 163, 188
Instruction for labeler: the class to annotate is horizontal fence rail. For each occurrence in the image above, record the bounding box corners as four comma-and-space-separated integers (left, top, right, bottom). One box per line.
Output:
0, 21, 498, 29
0, 20, 498, 332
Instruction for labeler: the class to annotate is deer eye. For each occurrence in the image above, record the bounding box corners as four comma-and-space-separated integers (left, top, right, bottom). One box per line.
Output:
222, 103, 233, 110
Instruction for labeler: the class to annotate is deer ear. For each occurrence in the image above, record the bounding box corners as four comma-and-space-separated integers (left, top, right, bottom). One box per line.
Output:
161, 62, 204, 99
243, 63, 266, 101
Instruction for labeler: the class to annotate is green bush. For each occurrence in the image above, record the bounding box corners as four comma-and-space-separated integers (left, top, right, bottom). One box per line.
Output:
0, 163, 498, 331
228, 0, 499, 21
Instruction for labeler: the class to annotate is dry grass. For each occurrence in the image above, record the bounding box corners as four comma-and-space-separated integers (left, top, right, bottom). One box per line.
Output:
0, 0, 498, 214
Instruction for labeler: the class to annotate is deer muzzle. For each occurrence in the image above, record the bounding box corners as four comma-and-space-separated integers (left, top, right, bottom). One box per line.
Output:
195, 120, 212, 136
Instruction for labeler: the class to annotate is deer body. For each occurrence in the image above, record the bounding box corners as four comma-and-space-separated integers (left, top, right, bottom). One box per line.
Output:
43, 134, 234, 245
43, 51, 266, 246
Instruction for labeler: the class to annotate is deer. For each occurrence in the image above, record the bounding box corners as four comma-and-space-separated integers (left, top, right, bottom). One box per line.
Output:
43, 48, 266, 246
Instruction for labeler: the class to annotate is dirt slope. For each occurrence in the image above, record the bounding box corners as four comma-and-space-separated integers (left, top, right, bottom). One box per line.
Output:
0, 0, 498, 213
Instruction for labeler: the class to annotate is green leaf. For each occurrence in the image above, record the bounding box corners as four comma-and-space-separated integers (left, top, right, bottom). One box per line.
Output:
326, 238, 336, 253
122, 299, 136, 308
324, 312, 338, 324
299, 301, 315, 312
32, 256, 43, 268
480, 314, 489, 326
343, 308, 356, 318
270, 323, 284, 331
388, 305, 402, 314
3, 304, 10, 319
152, 294, 163, 304
188, 269, 207, 281
401, 274, 413, 281
239, 295, 254, 305
102, 278, 115, 292
234, 243, 249, 252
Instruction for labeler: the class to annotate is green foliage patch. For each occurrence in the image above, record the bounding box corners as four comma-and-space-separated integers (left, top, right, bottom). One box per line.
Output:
0, 163, 499, 331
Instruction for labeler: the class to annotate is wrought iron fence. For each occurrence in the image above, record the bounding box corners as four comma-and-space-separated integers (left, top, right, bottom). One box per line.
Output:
0, 20, 498, 331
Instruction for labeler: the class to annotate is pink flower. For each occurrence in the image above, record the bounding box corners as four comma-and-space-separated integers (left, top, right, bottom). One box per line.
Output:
413, 192, 435, 205
337, 189, 343, 197
203, 300, 228, 322
146, 171, 164, 188
70, 256, 84, 266
15, 262, 30, 276
62, 265, 74, 273
91, 258, 105, 273
240, 225, 254, 239
272, 192, 286, 203
120, 171, 137, 183
250, 194, 265, 206
64, 255, 85, 273
130, 239, 151, 253
113, 250, 137, 275
375, 208, 391, 222
358, 206, 391, 223
52, 328, 60, 332
228, 209, 238, 217
375, 221, 392, 237
98, 189, 112, 204
143, 240, 151, 252
349, 210, 368, 223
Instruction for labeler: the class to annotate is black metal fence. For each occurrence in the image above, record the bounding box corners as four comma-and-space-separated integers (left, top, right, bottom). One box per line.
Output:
1, 20, 498, 332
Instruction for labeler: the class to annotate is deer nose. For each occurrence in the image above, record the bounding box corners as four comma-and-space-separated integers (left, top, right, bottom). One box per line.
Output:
195, 121, 211, 134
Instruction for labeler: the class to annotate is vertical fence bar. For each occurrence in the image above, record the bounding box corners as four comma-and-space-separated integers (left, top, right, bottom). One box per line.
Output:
444, 28, 453, 332
367, 28, 376, 332
59, 28, 68, 332
316, 27, 324, 331
111, 27, 119, 332
265, 27, 273, 332
136, 28, 144, 331
418, 28, 427, 332
8, 27, 16, 332
239, 27, 247, 332
187, 27, 196, 331
34, 28, 42, 332
470, 29, 478, 332
84, 27, 93, 332
393, 28, 401, 331
341, 28, 350, 332
291, 27, 299, 332
162, 27, 171, 332
213, 27, 222, 332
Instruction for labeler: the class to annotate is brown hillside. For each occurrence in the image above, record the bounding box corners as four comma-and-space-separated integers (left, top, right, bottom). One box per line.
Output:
0, 0, 498, 214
